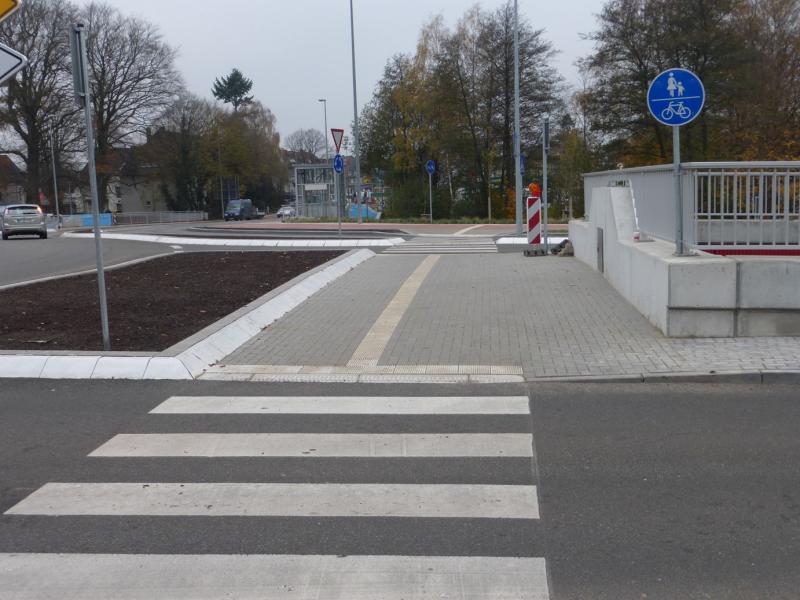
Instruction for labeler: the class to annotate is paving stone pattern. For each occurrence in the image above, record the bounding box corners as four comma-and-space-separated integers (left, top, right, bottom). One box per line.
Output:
380, 255, 800, 378
225, 255, 423, 366
225, 251, 800, 379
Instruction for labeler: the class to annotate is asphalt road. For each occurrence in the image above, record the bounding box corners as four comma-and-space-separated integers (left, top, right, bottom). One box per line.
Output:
0, 235, 177, 287
0, 380, 798, 598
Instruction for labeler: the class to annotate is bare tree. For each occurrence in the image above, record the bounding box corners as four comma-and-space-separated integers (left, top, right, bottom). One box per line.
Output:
82, 2, 182, 208
284, 128, 326, 160
0, 0, 82, 204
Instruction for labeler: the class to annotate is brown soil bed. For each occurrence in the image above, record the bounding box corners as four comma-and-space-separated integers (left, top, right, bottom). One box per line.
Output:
0, 251, 344, 352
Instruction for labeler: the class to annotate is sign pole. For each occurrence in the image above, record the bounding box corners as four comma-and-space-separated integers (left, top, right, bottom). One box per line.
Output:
336, 170, 341, 237
428, 172, 433, 224
673, 125, 684, 256
542, 117, 549, 254
647, 68, 704, 257
49, 120, 60, 226
72, 23, 111, 351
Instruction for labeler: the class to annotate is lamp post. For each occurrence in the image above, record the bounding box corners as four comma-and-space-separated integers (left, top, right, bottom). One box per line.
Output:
318, 98, 329, 160
349, 0, 363, 224
513, 0, 523, 235
318, 98, 331, 218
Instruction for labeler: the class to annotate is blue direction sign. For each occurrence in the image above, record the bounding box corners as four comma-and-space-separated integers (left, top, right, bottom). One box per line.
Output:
425, 159, 435, 175
647, 68, 705, 127
333, 154, 344, 174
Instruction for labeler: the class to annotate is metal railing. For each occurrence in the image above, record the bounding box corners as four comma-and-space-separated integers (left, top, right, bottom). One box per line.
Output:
113, 211, 208, 225
58, 211, 208, 228
584, 162, 800, 248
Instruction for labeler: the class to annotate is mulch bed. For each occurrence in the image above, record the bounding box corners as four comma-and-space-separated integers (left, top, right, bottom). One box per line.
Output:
0, 251, 344, 352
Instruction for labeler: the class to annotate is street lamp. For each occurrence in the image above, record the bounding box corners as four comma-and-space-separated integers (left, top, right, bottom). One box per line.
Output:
349, 0, 363, 224
318, 98, 329, 160
513, 0, 522, 235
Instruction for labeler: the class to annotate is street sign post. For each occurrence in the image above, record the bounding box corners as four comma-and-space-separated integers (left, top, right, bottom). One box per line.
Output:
426, 160, 435, 224
71, 22, 111, 351
542, 117, 550, 254
647, 68, 705, 256
333, 154, 344, 237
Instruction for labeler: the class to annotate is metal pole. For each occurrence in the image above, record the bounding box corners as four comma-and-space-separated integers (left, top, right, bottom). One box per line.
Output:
319, 99, 331, 219
218, 138, 224, 220
513, 0, 523, 234
429, 172, 433, 224
349, 0, 363, 224
319, 99, 329, 160
75, 23, 111, 351
336, 170, 341, 237
49, 120, 60, 225
673, 125, 684, 255
542, 117, 549, 253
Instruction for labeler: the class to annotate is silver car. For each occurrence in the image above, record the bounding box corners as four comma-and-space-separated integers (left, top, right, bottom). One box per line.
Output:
1, 204, 48, 240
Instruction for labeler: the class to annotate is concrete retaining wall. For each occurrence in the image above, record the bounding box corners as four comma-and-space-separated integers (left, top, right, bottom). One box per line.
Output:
569, 186, 800, 337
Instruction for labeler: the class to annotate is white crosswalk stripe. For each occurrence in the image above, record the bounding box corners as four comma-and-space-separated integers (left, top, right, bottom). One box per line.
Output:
1, 393, 549, 598
90, 432, 534, 457
0, 554, 550, 600
151, 394, 530, 414
384, 235, 498, 254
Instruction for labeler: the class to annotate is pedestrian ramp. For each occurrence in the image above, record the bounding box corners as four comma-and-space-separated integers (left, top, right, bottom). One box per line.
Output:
1, 393, 549, 599
384, 235, 498, 254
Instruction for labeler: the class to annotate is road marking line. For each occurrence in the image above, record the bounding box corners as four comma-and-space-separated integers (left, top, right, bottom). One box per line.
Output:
5, 482, 540, 519
453, 224, 484, 235
347, 255, 439, 367
89, 433, 534, 458
150, 395, 531, 414
0, 554, 550, 599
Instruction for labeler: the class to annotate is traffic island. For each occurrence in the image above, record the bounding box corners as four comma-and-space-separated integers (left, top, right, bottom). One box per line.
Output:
0, 251, 344, 352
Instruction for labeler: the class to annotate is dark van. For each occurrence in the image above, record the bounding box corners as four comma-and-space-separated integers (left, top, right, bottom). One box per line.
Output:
224, 198, 254, 221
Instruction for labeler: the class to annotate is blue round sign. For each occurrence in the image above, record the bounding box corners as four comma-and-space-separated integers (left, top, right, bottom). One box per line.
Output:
647, 68, 705, 127
425, 160, 435, 175
333, 154, 344, 174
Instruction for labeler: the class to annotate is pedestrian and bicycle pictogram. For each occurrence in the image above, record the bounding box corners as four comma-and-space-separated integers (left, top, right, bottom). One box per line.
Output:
647, 68, 705, 127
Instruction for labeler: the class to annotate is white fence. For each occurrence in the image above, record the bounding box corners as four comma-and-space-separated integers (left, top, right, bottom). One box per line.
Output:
584, 162, 800, 248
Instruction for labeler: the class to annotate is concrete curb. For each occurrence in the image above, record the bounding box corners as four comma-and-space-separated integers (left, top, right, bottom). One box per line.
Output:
0, 249, 376, 380
62, 231, 405, 248
523, 370, 800, 384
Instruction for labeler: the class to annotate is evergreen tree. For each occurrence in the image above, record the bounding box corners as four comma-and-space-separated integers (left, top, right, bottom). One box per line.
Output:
212, 68, 254, 112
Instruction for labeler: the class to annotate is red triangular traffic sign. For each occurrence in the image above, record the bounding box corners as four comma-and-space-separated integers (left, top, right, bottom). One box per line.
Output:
331, 128, 344, 154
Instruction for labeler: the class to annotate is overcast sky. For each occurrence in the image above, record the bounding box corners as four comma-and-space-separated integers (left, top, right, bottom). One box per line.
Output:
77, 0, 603, 143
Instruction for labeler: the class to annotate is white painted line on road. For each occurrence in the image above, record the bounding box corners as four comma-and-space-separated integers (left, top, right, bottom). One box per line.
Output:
89, 433, 534, 457
150, 395, 531, 414
453, 224, 483, 235
348, 255, 439, 367
0, 554, 550, 599
5, 482, 540, 519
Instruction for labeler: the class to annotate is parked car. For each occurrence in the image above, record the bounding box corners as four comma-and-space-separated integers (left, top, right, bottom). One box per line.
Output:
1, 204, 47, 240
224, 198, 254, 221
276, 205, 296, 220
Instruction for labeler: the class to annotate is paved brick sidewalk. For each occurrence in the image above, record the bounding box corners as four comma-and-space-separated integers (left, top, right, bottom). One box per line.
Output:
225, 255, 423, 366
223, 252, 800, 380
380, 255, 800, 378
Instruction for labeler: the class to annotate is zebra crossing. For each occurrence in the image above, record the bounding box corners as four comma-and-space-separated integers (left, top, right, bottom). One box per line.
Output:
1, 392, 549, 599
384, 235, 498, 254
